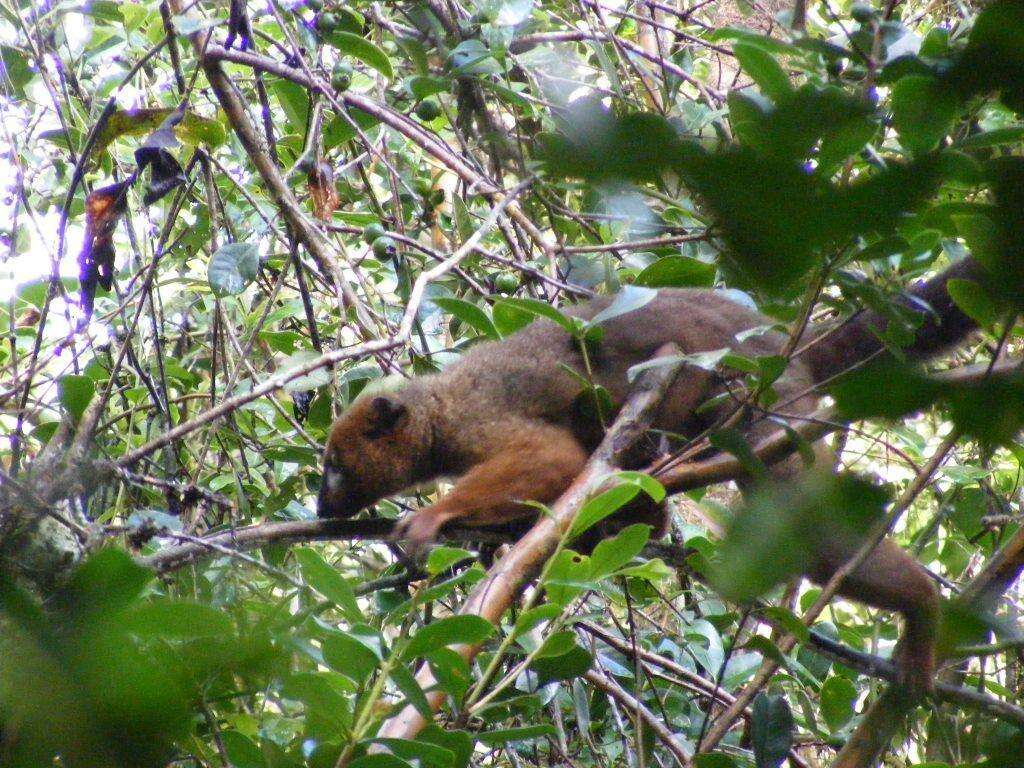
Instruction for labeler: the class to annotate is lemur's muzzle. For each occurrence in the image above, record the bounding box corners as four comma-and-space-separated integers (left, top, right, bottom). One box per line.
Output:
316, 465, 367, 518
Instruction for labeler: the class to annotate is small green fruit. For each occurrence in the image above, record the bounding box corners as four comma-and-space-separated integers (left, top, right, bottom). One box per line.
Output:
494, 272, 519, 294
371, 236, 397, 258
331, 61, 353, 91
362, 223, 386, 244
415, 99, 441, 121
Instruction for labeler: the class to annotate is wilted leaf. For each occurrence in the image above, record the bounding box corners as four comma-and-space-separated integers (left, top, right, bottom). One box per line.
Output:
91, 108, 227, 156
134, 108, 186, 205
308, 160, 340, 221
78, 180, 131, 324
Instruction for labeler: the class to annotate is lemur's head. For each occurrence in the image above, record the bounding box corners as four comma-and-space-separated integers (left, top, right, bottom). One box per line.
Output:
317, 390, 424, 518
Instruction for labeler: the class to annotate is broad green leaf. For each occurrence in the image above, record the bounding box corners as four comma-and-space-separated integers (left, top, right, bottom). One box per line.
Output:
59, 374, 95, 420
891, 75, 959, 153
124, 600, 233, 638
402, 615, 494, 658
733, 42, 792, 102
587, 285, 657, 326
529, 641, 593, 684
750, 693, 793, 768
426, 647, 474, 702
92, 107, 226, 155
280, 350, 332, 392
433, 297, 499, 339
389, 663, 434, 718
569, 482, 641, 538
713, 473, 888, 603
947, 278, 998, 327
220, 732, 263, 768
634, 255, 715, 287
294, 547, 361, 620
329, 32, 394, 79
323, 107, 380, 149
349, 755, 415, 768
322, 629, 381, 685
589, 524, 650, 579
820, 676, 858, 731
208, 242, 259, 297
425, 546, 473, 576
494, 297, 577, 332
371, 738, 454, 768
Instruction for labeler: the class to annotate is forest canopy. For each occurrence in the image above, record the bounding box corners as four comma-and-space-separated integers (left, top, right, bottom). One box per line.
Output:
2, 1, 1024, 767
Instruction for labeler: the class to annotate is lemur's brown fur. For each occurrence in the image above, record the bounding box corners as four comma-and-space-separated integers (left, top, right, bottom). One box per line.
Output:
319, 257, 984, 692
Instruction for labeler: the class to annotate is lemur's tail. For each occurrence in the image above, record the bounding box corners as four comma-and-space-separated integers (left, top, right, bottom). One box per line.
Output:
803, 257, 986, 383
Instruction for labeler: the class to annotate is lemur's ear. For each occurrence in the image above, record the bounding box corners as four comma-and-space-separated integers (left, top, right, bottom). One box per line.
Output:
365, 396, 407, 438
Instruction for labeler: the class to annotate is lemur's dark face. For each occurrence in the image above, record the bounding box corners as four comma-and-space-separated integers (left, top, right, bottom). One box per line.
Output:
317, 395, 412, 518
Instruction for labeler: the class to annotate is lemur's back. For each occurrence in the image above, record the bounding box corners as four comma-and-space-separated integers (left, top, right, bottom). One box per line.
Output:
437, 289, 811, 442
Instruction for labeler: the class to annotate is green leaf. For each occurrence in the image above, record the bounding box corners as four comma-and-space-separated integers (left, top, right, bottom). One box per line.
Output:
946, 278, 998, 327
328, 32, 394, 79
371, 738, 454, 768
389, 663, 434, 718
512, 604, 563, 638
494, 297, 577, 332
588, 285, 657, 326
713, 473, 888, 603
59, 374, 95, 420
322, 629, 381, 685
280, 350, 332, 392
733, 42, 792, 102
280, 672, 353, 729
221, 731, 264, 768
208, 242, 259, 297
425, 546, 473, 576
569, 482, 641, 538
402, 615, 494, 659
432, 297, 499, 339
407, 75, 449, 100
447, 39, 500, 76
124, 600, 233, 638
956, 126, 1024, 149
323, 107, 380, 149
533, 630, 578, 659
891, 75, 959, 153
750, 693, 793, 768
820, 676, 858, 731
634, 256, 715, 288
589, 524, 650, 579
529, 641, 593, 684
426, 647, 473, 702
0, 45, 33, 97
294, 547, 361, 620
349, 756, 414, 768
